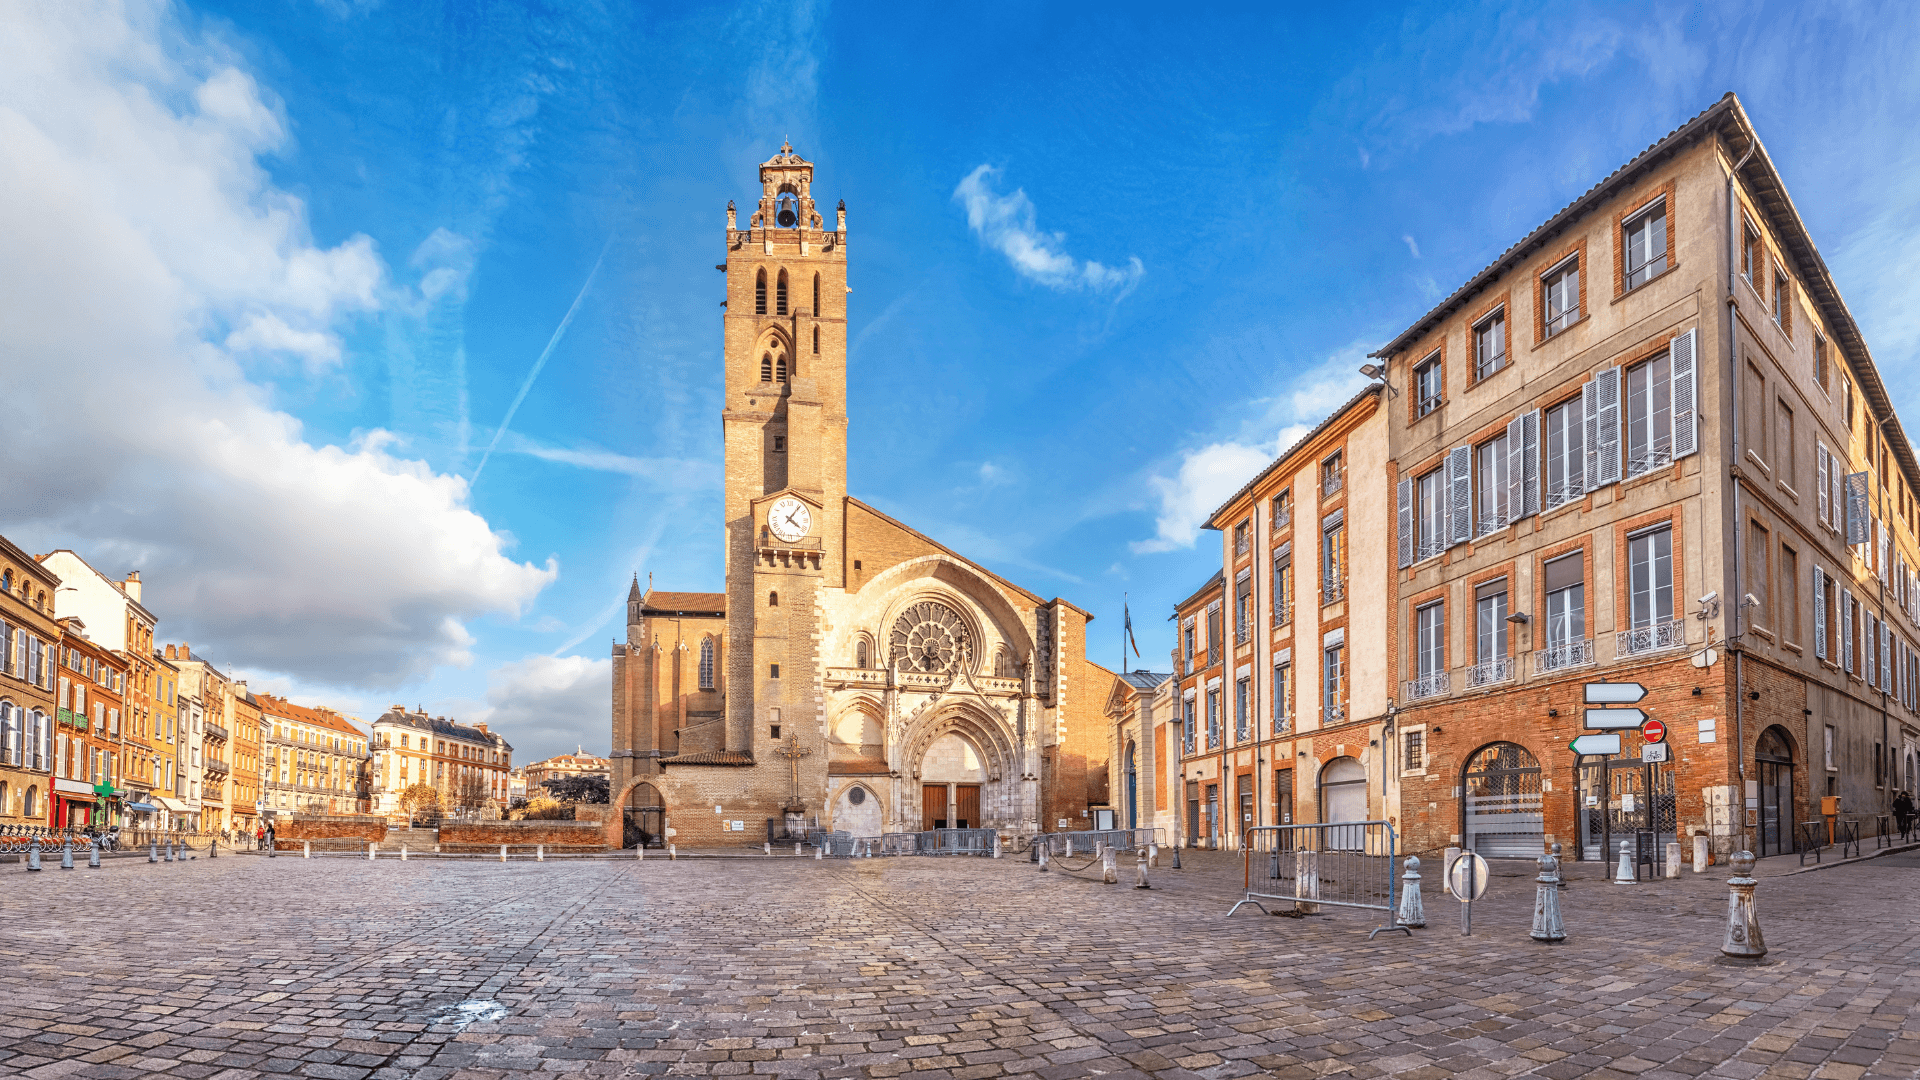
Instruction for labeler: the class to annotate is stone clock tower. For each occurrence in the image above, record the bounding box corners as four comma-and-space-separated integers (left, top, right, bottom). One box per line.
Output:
721, 143, 849, 772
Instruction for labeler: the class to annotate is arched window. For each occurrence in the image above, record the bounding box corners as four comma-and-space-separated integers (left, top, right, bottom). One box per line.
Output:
813, 273, 821, 315
812, 326, 819, 354
776, 269, 788, 315
855, 639, 870, 668
23, 785, 36, 817
761, 352, 773, 382
776, 353, 788, 381
755, 270, 767, 315
0, 570, 9, 593
768, 591, 779, 607
698, 638, 715, 690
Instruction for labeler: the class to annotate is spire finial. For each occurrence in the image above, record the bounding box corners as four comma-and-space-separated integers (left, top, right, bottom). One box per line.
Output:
781, 138, 792, 154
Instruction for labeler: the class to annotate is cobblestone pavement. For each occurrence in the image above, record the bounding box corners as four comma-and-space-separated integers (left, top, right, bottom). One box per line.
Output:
1, 844, 1916, 1080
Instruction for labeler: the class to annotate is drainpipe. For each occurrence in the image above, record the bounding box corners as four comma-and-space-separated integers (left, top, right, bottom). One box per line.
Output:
1727, 133, 1756, 852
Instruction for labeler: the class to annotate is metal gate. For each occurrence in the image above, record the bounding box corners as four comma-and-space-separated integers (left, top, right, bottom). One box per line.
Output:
1231, 822, 1410, 939
1463, 743, 1544, 858
1579, 753, 1675, 867
1756, 726, 1795, 858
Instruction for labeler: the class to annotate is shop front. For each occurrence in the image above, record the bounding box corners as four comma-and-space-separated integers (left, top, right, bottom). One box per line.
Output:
51, 777, 95, 828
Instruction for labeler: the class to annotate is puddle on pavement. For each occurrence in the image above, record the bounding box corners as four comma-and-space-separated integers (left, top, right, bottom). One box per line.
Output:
427, 999, 509, 1030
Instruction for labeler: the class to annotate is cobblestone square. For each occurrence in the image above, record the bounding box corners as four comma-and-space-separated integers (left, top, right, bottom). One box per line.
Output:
1, 848, 1916, 1080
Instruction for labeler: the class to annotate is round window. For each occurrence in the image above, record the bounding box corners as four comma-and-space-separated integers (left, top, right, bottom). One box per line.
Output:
848, 786, 866, 805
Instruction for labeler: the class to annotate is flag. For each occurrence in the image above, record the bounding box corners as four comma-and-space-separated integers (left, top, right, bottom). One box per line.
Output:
1124, 601, 1141, 660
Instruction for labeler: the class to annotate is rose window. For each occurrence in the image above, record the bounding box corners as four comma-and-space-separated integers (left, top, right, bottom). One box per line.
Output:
889, 601, 973, 674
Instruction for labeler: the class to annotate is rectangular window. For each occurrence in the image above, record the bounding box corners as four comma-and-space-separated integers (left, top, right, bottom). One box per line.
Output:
1775, 400, 1795, 489
1234, 676, 1249, 741
1233, 519, 1250, 557
1628, 527, 1675, 630
1234, 571, 1252, 644
1825, 724, 1836, 770
1473, 310, 1506, 380
1206, 688, 1221, 749
1625, 349, 1674, 477
1322, 518, 1347, 600
1271, 489, 1291, 530
1772, 264, 1788, 325
1206, 603, 1223, 659
1271, 550, 1292, 626
1475, 579, 1509, 663
1622, 199, 1668, 290
1477, 431, 1511, 534
1747, 521, 1771, 632
1780, 546, 1799, 646
1543, 256, 1580, 336
1182, 696, 1196, 753
1271, 662, 1291, 734
1815, 334, 1829, 389
1415, 602, 1445, 678
1416, 469, 1445, 559
1321, 452, 1344, 497
1742, 223, 1759, 283
1182, 620, 1195, 674
1322, 644, 1345, 721
1543, 396, 1585, 510
1415, 353, 1442, 416
1403, 729, 1425, 773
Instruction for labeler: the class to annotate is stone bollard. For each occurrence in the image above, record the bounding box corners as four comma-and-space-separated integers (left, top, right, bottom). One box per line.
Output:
638, 844, 645, 861
1064, 835, 1075, 857
209, 838, 217, 859
500, 845, 508, 862
1551, 843, 1568, 889
1170, 841, 1181, 869
1530, 849, 1566, 943
89, 839, 101, 869
669, 844, 676, 860
1720, 851, 1766, 960
61, 838, 73, 870
1147, 842, 1158, 869
814, 845, 822, 860
1294, 849, 1320, 914
1665, 842, 1681, 879
1396, 857, 1425, 928
1693, 833, 1710, 872
369, 843, 377, 861
149, 841, 158, 863
1613, 840, 1636, 884
1268, 846, 1281, 881
537, 845, 545, 862
992, 834, 1002, 859
27, 837, 41, 871
1442, 845, 1461, 896
401, 846, 408, 861
1134, 850, 1151, 889
763, 842, 771, 856
1100, 845, 1118, 884
303, 841, 311, 860
1038, 845, 1050, 872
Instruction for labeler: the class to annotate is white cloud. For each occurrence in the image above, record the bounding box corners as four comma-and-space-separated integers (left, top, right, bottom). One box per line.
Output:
1402, 234, 1421, 258
977, 461, 1008, 488
0, 3, 554, 687
500, 432, 716, 484
1133, 342, 1372, 554
953, 164, 1145, 296
465, 654, 611, 763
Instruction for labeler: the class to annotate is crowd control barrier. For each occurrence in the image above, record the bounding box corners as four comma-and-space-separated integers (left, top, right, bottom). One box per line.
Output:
1230, 822, 1412, 940
1031, 829, 1160, 857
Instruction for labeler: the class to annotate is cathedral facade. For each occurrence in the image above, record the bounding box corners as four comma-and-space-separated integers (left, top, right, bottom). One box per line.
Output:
609, 146, 1112, 847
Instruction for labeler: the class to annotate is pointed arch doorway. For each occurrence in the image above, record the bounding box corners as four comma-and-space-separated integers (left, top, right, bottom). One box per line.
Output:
920, 732, 986, 829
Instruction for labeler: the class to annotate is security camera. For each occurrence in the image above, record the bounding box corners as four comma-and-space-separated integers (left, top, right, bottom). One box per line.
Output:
1743, 593, 1759, 608
1697, 591, 1717, 606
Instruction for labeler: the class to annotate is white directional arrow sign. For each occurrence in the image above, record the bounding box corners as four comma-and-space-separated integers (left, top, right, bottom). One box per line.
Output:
1584, 682, 1648, 705
1584, 707, 1648, 730
1569, 732, 1623, 757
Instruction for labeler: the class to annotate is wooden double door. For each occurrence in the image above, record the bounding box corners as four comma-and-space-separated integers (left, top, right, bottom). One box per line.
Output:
923, 783, 981, 829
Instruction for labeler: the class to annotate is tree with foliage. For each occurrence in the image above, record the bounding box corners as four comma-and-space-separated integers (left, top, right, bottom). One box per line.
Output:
398, 782, 440, 826
540, 774, 609, 804
517, 796, 571, 821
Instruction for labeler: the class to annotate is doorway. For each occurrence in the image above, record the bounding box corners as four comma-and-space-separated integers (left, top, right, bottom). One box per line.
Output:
1579, 750, 1676, 866
1756, 726, 1795, 858
1124, 741, 1137, 830
1319, 757, 1367, 849
1274, 768, 1293, 825
1462, 742, 1544, 858
923, 784, 946, 829
955, 784, 980, 829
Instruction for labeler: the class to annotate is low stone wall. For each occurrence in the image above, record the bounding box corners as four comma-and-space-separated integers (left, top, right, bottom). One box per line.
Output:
272, 816, 387, 850
439, 820, 610, 852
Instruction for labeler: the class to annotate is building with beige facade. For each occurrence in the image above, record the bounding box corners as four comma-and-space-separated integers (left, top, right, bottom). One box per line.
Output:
0, 534, 59, 826
258, 694, 371, 817
521, 747, 609, 794
369, 706, 513, 818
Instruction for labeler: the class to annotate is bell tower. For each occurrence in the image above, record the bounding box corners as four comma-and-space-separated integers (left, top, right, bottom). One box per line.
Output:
720, 143, 849, 762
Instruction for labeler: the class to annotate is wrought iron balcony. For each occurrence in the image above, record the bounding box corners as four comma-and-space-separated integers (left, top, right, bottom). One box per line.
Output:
1271, 601, 1292, 627
1403, 671, 1450, 702
1416, 534, 1447, 561
1465, 656, 1515, 689
1272, 506, 1291, 530
1534, 638, 1595, 673
1616, 620, 1685, 658
1625, 447, 1674, 481
1322, 575, 1346, 603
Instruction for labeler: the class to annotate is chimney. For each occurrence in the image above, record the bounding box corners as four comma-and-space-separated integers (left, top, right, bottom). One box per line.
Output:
471, 721, 488, 733
181, 641, 190, 659
163, 644, 175, 660
124, 571, 141, 602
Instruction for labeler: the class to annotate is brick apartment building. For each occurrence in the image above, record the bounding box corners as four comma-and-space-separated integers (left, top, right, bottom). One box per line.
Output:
1169, 94, 1920, 866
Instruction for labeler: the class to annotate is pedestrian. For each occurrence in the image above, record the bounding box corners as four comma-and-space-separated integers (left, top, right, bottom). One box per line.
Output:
255, 824, 265, 850
1894, 789, 1916, 843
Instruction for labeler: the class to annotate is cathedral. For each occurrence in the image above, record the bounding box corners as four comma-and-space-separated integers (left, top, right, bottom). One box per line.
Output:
609, 145, 1113, 847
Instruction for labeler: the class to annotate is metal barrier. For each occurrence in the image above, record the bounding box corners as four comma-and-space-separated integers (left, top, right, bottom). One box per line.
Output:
914, 828, 996, 855
1230, 822, 1411, 939
1032, 829, 1160, 857
1796, 820, 1827, 865
1835, 818, 1862, 858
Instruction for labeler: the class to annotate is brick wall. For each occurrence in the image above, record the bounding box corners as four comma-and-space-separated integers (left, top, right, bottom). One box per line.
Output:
440, 821, 610, 850
274, 817, 387, 843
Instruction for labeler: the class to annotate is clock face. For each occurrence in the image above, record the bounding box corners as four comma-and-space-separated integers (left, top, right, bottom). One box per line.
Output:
768, 497, 811, 542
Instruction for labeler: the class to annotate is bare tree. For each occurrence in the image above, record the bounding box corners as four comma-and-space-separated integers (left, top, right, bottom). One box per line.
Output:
398, 783, 440, 827
451, 772, 493, 819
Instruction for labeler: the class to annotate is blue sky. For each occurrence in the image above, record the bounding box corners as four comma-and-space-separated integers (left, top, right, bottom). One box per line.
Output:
5, 1, 1919, 762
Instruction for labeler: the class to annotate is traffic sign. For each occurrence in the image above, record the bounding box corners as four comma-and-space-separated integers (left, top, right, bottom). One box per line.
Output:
1446, 852, 1490, 900
1569, 732, 1623, 756
1584, 707, 1647, 729
1642, 718, 1667, 742
1584, 681, 1648, 705
1641, 742, 1669, 763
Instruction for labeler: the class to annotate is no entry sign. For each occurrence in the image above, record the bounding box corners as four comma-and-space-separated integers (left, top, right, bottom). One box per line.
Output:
1642, 718, 1667, 743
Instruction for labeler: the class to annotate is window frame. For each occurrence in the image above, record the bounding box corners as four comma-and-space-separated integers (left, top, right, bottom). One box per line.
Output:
1414, 601, 1445, 678
1541, 254, 1581, 337
1472, 307, 1507, 381
1621, 196, 1669, 292
1414, 352, 1443, 417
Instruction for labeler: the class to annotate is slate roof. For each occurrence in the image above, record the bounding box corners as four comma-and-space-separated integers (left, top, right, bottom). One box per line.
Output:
373, 706, 513, 751
640, 590, 727, 617
1119, 671, 1172, 690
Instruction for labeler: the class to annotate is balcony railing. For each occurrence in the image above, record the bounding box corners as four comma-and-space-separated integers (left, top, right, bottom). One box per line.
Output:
1272, 505, 1291, 530
1535, 638, 1595, 673
1465, 656, 1515, 689
1403, 671, 1450, 702
1323, 469, 1344, 498
1616, 619, 1685, 658
1544, 485, 1582, 512
1625, 447, 1674, 481
1324, 701, 1347, 723
1235, 617, 1251, 645
1271, 600, 1292, 627
1416, 534, 1447, 561
203, 759, 231, 779
205, 722, 230, 743
1322, 575, 1346, 603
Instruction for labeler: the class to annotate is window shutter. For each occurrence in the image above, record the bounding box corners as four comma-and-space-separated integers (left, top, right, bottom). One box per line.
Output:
1866, 614, 1877, 686
1445, 445, 1473, 545
1882, 621, 1893, 692
1833, 465, 1847, 537
1592, 367, 1623, 485
1843, 589, 1854, 672
1880, 520, 1891, 582
1521, 408, 1541, 517
1396, 477, 1414, 568
1813, 566, 1826, 661
1816, 445, 1830, 526
1581, 379, 1598, 492
1670, 328, 1699, 458
1506, 415, 1525, 522
1566, 394, 1586, 499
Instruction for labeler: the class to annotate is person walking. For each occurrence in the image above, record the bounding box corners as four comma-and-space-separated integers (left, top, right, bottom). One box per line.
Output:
1893, 789, 1916, 843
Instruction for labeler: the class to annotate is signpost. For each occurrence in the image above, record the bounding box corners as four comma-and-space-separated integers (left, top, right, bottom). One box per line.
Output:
1641, 742, 1669, 763
1570, 733, 1623, 757
1584, 682, 1648, 705
1584, 708, 1647, 729
1641, 718, 1667, 742
1446, 851, 1490, 936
